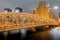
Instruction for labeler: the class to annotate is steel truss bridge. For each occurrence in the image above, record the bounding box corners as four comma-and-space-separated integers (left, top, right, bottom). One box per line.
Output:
0, 12, 59, 32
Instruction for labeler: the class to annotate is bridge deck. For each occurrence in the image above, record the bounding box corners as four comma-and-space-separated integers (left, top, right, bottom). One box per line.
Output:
0, 12, 59, 32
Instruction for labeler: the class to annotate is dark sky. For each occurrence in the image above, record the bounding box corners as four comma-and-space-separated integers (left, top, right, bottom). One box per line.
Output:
0, 0, 60, 13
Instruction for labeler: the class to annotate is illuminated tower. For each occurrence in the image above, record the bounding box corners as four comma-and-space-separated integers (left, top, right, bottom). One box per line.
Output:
33, 1, 49, 19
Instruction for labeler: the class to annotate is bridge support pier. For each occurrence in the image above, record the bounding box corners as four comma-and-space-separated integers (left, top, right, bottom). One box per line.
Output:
4, 32, 8, 40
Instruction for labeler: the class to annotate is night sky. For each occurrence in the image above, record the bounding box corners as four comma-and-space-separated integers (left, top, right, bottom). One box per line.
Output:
0, 0, 60, 13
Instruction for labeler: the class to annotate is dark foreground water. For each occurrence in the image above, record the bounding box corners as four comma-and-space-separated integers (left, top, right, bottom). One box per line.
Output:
0, 27, 59, 40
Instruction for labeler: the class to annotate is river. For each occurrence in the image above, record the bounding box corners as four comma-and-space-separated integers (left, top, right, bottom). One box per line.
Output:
0, 27, 60, 40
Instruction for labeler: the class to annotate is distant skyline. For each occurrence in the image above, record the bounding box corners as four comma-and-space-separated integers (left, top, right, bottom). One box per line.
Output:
0, 0, 60, 13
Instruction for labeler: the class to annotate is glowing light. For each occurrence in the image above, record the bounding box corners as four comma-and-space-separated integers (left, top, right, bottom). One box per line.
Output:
53, 6, 59, 10
48, 8, 52, 12
15, 9, 20, 12
48, 10, 50, 12
49, 8, 52, 10
4, 10, 8, 12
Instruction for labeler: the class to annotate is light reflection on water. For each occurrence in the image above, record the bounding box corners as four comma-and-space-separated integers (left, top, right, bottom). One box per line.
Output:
10, 30, 20, 34
8, 27, 60, 40
20, 29, 27, 38
50, 27, 60, 40
10, 29, 27, 38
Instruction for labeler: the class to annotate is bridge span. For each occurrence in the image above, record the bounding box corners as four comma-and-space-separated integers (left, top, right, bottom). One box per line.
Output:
0, 12, 59, 32
0, 1, 59, 39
